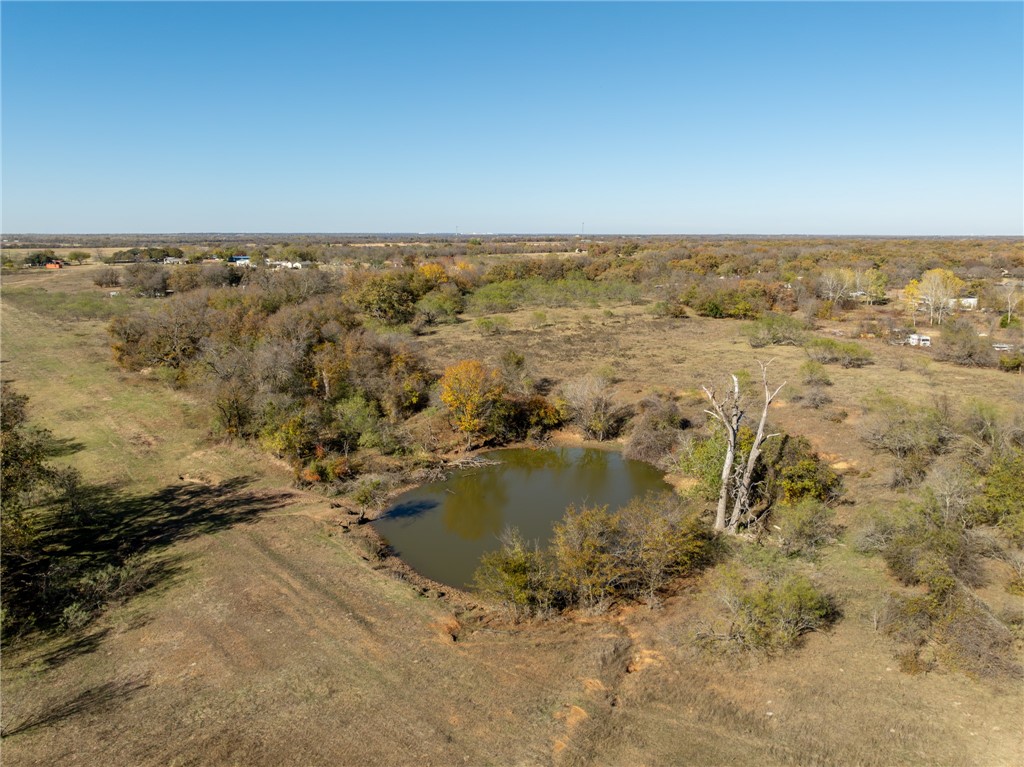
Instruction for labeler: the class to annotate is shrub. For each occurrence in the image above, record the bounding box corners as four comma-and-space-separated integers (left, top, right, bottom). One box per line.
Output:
475, 316, 510, 336
677, 279, 785, 320
881, 588, 1021, 679
551, 504, 621, 608
934, 319, 996, 368
997, 351, 1023, 373
468, 280, 528, 313
860, 393, 954, 487
122, 262, 169, 297
800, 360, 832, 386
624, 395, 683, 463
674, 429, 728, 501
800, 387, 833, 410
699, 562, 838, 653
933, 590, 1022, 678
415, 284, 465, 324
676, 429, 841, 511
560, 375, 628, 441
869, 496, 987, 593
746, 313, 807, 348
779, 457, 842, 503
92, 267, 121, 287
474, 529, 554, 620
351, 475, 391, 511
496, 348, 534, 396
972, 447, 1024, 544
474, 494, 715, 614
773, 498, 838, 557
806, 337, 872, 367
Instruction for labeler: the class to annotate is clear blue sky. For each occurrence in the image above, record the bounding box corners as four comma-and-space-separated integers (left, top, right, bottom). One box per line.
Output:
2, 1, 1022, 235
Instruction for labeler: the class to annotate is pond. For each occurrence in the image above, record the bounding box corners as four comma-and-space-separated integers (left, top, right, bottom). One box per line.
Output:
372, 447, 672, 589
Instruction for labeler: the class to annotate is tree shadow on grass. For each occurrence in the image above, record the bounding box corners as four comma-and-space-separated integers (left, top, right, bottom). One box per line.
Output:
38, 627, 111, 670
0, 677, 148, 739
57, 476, 294, 563
40, 434, 86, 459
8, 476, 295, 659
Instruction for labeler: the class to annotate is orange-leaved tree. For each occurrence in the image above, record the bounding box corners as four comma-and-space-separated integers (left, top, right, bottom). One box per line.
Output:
439, 359, 505, 447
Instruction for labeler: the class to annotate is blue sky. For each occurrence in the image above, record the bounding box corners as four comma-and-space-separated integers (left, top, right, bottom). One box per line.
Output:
2, 2, 1022, 234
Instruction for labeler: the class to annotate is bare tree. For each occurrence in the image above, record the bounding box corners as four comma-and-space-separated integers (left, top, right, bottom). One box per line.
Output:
818, 268, 854, 304
916, 268, 964, 325
997, 282, 1020, 326
702, 361, 785, 533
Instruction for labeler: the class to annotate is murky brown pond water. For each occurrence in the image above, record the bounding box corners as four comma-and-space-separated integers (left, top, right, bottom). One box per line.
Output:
372, 447, 671, 588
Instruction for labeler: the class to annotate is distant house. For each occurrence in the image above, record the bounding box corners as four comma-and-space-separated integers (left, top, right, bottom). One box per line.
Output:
227, 255, 251, 266
44, 261, 64, 269
945, 296, 979, 311
163, 256, 186, 265
993, 343, 1013, 352
908, 333, 932, 347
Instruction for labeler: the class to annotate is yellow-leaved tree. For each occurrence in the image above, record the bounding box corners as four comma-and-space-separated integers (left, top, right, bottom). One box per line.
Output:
439, 359, 505, 447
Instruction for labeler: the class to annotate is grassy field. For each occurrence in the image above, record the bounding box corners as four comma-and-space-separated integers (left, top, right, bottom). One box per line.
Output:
1, 265, 1021, 766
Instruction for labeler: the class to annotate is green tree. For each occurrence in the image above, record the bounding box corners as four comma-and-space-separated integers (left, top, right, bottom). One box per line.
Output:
356, 274, 418, 325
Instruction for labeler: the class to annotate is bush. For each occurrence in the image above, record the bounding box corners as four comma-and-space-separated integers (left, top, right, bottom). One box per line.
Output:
773, 498, 838, 557
933, 590, 1022, 678
674, 429, 728, 501
800, 360, 832, 386
800, 387, 833, 410
624, 395, 683, 463
92, 267, 121, 287
880, 589, 1021, 679
869, 496, 986, 593
778, 457, 842, 504
859, 393, 954, 487
415, 284, 465, 324
676, 279, 785, 320
560, 374, 628, 441
806, 337, 872, 368
475, 316, 510, 336
676, 429, 841, 512
746, 313, 807, 348
122, 262, 169, 297
698, 561, 838, 653
473, 529, 554, 620
474, 494, 715, 614
997, 351, 1023, 373
972, 448, 1024, 544
934, 319, 996, 368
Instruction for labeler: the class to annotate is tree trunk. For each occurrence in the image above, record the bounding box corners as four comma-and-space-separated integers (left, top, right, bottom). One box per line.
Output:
727, 364, 784, 532
703, 376, 742, 532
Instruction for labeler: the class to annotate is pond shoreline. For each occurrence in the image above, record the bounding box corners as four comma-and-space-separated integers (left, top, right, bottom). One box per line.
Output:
344, 433, 679, 606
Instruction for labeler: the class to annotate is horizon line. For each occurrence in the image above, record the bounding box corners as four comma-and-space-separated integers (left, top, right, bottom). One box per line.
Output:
3, 232, 1023, 239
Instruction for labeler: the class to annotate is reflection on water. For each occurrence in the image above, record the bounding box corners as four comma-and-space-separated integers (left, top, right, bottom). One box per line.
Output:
441, 468, 508, 540
372, 448, 671, 589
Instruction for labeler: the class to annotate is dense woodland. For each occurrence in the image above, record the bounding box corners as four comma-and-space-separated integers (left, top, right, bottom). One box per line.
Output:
3, 236, 1022, 680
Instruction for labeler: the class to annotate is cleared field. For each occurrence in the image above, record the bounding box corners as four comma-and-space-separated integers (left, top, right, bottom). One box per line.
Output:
1, 266, 1021, 766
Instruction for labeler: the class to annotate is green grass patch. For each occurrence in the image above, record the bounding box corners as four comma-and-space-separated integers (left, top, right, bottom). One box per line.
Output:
2, 287, 135, 322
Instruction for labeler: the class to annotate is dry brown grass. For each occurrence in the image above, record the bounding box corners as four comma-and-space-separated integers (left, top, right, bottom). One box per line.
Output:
2, 268, 1022, 766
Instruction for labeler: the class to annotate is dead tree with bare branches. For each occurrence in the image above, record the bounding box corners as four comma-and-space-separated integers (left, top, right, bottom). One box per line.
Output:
702, 361, 785, 534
